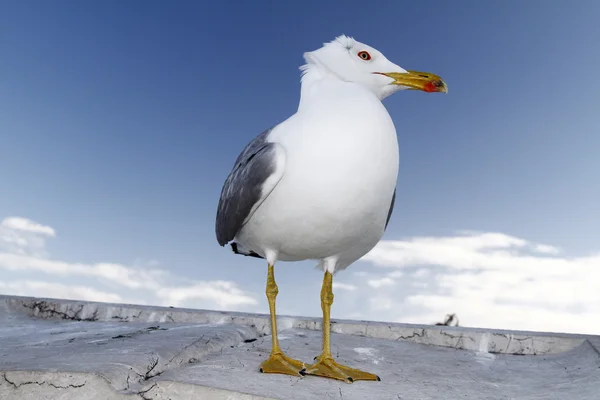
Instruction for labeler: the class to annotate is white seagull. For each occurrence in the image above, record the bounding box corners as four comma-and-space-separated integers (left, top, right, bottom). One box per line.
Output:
216, 35, 447, 383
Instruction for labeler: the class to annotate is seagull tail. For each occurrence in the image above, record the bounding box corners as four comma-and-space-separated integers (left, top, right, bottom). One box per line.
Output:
230, 242, 264, 259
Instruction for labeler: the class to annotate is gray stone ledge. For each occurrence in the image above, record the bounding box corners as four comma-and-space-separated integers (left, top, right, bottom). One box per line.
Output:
0, 371, 273, 400
2, 294, 593, 356
1, 295, 599, 400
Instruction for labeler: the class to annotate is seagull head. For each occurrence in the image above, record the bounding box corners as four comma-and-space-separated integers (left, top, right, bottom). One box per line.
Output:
302, 35, 447, 100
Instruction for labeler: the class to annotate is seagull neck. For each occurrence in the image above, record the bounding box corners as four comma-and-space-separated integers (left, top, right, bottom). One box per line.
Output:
297, 64, 344, 112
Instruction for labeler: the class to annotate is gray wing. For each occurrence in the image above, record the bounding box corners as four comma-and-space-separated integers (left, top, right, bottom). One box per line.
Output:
215, 127, 285, 246
384, 188, 396, 230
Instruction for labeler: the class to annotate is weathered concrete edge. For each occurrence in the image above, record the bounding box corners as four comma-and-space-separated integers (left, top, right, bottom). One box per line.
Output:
1, 371, 133, 400
138, 380, 276, 400
0, 371, 274, 400
2, 294, 595, 356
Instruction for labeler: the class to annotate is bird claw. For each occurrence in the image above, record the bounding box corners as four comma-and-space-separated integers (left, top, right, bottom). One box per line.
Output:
259, 352, 305, 377
302, 355, 380, 383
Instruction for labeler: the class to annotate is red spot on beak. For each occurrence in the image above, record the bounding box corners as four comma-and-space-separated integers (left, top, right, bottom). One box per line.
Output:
423, 82, 436, 93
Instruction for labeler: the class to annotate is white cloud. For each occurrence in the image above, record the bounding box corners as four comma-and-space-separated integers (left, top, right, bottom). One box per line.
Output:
533, 244, 561, 255
0, 217, 258, 311
0, 281, 126, 304
388, 271, 404, 278
156, 281, 257, 308
360, 231, 600, 335
368, 295, 393, 311
0, 217, 56, 236
0, 217, 56, 257
332, 282, 357, 291
411, 269, 430, 278
367, 277, 395, 288
0, 253, 166, 289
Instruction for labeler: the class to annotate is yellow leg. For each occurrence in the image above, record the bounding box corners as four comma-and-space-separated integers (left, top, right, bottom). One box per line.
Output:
259, 264, 305, 376
302, 271, 381, 383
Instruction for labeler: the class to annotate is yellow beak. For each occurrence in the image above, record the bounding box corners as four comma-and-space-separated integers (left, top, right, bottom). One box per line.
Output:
376, 70, 448, 93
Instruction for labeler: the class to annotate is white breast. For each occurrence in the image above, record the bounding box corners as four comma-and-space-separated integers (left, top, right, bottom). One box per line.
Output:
237, 80, 399, 262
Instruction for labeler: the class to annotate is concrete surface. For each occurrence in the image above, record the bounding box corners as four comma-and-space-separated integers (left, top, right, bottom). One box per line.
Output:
1, 295, 599, 399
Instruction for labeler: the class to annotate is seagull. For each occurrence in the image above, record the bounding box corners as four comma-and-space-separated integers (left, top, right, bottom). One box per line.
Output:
215, 35, 447, 383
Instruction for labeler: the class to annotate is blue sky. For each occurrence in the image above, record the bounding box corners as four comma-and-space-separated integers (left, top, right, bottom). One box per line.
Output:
1, 1, 599, 334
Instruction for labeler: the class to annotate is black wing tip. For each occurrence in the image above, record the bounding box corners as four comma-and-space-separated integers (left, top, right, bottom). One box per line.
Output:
215, 220, 233, 247
230, 242, 264, 259
216, 234, 229, 247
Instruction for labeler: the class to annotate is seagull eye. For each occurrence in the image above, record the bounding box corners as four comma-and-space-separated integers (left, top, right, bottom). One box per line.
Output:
357, 51, 371, 61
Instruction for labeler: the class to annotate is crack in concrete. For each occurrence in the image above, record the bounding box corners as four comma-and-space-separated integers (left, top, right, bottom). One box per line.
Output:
137, 383, 157, 400
587, 340, 600, 358
112, 326, 167, 340
439, 330, 476, 349
3, 373, 20, 389
439, 331, 474, 342
485, 334, 540, 356
123, 366, 147, 392
503, 334, 513, 354
111, 310, 143, 322
2, 372, 86, 390
165, 335, 210, 367
50, 381, 86, 390
143, 356, 161, 380
126, 372, 132, 390
396, 329, 425, 341
511, 336, 532, 355
24, 301, 100, 321
514, 336, 533, 342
